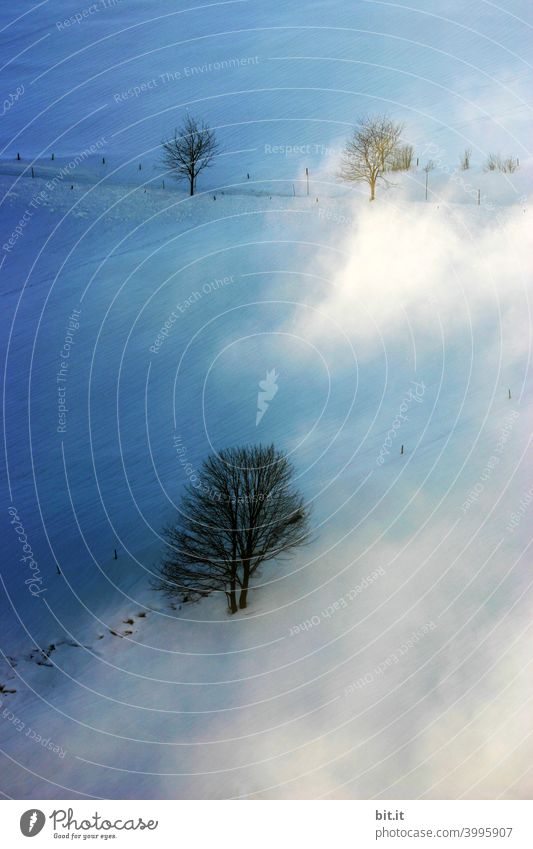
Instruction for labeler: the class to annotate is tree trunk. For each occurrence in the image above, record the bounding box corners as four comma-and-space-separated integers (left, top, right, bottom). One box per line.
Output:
239, 562, 250, 609
228, 546, 239, 613
229, 577, 238, 614
370, 179, 376, 201
189, 175, 194, 196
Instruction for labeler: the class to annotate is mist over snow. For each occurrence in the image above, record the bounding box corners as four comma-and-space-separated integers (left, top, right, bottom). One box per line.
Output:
0, 0, 532, 801
294, 191, 532, 363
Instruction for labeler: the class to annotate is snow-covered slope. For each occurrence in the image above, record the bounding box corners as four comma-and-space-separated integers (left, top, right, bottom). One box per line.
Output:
1, 0, 532, 800
1, 0, 531, 183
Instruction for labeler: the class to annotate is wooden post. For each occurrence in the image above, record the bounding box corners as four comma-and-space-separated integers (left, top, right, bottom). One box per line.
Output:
292, 183, 296, 196
51, 153, 54, 160
508, 389, 511, 400
114, 548, 118, 560
305, 167, 309, 196
102, 156, 106, 165
17, 152, 20, 161
139, 163, 142, 170
401, 444, 404, 455
31, 166, 34, 178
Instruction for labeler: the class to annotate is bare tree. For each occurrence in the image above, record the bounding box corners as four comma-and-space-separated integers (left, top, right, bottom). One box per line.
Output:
161, 114, 219, 196
339, 115, 404, 200
154, 444, 310, 613
459, 148, 472, 170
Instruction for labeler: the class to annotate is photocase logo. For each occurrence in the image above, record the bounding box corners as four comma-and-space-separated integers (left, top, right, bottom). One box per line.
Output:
256, 369, 279, 425
20, 809, 46, 837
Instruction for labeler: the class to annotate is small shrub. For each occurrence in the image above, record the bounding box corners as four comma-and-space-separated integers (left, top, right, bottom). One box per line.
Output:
501, 156, 519, 173
389, 143, 414, 172
459, 148, 471, 170
484, 153, 519, 173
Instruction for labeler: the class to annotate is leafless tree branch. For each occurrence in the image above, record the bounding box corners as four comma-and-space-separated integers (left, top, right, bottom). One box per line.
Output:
339, 115, 404, 200
161, 114, 219, 196
154, 444, 311, 613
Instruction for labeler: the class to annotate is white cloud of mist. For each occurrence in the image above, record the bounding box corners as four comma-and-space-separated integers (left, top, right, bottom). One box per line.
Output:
203, 511, 533, 800
221, 185, 533, 800
293, 192, 532, 366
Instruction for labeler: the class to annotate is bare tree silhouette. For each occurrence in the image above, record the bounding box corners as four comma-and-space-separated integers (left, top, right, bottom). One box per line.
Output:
154, 444, 311, 613
161, 114, 219, 196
